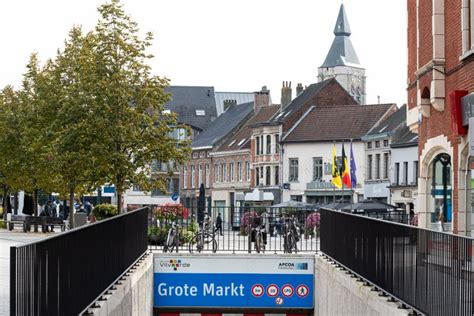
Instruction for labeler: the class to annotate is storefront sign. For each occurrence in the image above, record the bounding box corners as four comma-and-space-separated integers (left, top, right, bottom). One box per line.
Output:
154, 255, 314, 309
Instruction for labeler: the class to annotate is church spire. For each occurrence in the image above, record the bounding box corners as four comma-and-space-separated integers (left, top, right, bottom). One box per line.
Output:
333, 4, 351, 36
320, 3, 360, 68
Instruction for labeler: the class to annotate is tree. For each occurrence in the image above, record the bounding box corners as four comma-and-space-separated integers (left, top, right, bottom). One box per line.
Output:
92, 0, 190, 213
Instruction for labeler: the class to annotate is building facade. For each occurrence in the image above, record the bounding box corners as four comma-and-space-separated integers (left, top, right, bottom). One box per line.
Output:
407, 0, 474, 234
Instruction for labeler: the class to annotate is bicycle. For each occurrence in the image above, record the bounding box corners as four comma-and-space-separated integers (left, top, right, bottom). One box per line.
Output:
253, 224, 266, 253
283, 215, 299, 253
163, 221, 179, 253
188, 214, 217, 253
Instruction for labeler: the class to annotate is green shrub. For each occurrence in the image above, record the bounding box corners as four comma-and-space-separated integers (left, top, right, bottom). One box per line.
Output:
92, 204, 118, 220
0, 219, 6, 229
148, 226, 167, 245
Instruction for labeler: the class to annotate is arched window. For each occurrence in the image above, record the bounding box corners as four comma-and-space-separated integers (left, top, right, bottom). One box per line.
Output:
430, 153, 452, 231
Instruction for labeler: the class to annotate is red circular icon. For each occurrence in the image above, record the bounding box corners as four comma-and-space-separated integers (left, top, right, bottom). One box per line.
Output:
251, 284, 264, 297
296, 284, 309, 298
266, 284, 279, 297
281, 284, 294, 297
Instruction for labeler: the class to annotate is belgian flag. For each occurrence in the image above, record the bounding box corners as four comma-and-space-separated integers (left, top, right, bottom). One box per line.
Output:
341, 143, 351, 188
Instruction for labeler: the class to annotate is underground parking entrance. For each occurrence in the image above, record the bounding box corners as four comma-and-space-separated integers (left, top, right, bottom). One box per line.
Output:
153, 254, 315, 316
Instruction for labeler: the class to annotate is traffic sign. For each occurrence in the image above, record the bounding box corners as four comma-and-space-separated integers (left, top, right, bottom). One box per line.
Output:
296, 284, 309, 298
281, 284, 294, 297
251, 284, 264, 297
266, 284, 279, 297
171, 193, 179, 201
275, 297, 284, 305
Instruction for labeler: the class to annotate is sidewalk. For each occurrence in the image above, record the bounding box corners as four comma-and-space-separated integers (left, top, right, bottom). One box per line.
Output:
0, 229, 55, 315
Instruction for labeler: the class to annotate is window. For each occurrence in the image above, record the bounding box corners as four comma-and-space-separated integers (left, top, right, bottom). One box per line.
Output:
383, 139, 389, 147
290, 195, 302, 202
205, 164, 209, 187
375, 154, 381, 179
191, 165, 195, 188
266, 166, 271, 185
198, 164, 202, 187
462, 0, 474, 54
230, 162, 235, 181
289, 158, 299, 182
260, 136, 264, 155
256, 167, 260, 186
214, 164, 219, 183
266, 135, 271, 154
183, 166, 188, 189
375, 141, 380, 148
403, 161, 409, 184
195, 109, 206, 116
246, 162, 250, 181
274, 166, 279, 185
220, 164, 224, 182
256, 137, 260, 156
133, 184, 141, 191
395, 163, 400, 185
383, 153, 389, 179
223, 163, 227, 182
413, 161, 418, 185
275, 134, 280, 153
313, 157, 323, 181
151, 188, 162, 196
237, 162, 242, 181
368, 155, 373, 180
367, 142, 372, 149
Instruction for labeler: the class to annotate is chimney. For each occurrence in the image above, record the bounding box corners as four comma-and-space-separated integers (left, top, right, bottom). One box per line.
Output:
296, 83, 304, 96
281, 81, 292, 108
254, 86, 270, 113
223, 99, 237, 112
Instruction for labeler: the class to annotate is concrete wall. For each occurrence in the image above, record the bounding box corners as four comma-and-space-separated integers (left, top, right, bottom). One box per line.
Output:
315, 255, 411, 316
87, 253, 153, 316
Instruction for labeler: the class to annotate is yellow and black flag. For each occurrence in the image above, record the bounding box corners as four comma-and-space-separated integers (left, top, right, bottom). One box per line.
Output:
331, 144, 342, 189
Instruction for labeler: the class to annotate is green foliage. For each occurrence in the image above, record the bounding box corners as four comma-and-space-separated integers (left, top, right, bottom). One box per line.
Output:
0, 219, 5, 229
92, 204, 118, 220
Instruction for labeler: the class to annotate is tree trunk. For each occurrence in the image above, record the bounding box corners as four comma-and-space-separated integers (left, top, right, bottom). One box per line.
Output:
69, 188, 75, 229
33, 188, 39, 232
2, 185, 7, 221
117, 190, 122, 214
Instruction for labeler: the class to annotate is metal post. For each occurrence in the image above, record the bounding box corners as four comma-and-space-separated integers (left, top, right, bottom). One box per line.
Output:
10, 246, 16, 316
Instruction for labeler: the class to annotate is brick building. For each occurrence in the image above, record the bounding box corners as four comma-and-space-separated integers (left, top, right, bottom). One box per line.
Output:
406, 0, 474, 234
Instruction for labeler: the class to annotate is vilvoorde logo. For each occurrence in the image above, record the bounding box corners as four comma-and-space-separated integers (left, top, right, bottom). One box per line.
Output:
160, 259, 190, 271
278, 262, 308, 270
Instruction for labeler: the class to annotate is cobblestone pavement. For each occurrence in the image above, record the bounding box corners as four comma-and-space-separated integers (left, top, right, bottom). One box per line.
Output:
0, 229, 55, 315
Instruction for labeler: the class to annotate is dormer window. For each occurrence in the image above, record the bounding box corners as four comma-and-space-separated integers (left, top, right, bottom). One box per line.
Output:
195, 109, 206, 116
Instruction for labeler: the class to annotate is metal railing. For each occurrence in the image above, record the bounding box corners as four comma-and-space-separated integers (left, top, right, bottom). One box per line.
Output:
148, 206, 320, 253
320, 208, 474, 316
10, 207, 148, 316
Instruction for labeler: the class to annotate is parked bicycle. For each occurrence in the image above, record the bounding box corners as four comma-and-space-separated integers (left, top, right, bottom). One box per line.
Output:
189, 213, 217, 253
163, 221, 179, 253
252, 223, 266, 253
283, 215, 299, 253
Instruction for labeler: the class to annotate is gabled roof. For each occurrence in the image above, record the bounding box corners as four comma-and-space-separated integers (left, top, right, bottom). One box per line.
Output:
391, 124, 418, 148
365, 104, 407, 137
282, 104, 394, 143
217, 105, 280, 152
191, 102, 254, 148
267, 80, 333, 124
214, 92, 254, 116
164, 86, 217, 131
321, 4, 360, 68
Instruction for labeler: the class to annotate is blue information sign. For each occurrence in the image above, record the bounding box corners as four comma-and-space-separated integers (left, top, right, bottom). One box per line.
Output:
154, 255, 314, 309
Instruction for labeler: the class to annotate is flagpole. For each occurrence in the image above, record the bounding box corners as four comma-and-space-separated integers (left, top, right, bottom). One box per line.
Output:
350, 138, 354, 211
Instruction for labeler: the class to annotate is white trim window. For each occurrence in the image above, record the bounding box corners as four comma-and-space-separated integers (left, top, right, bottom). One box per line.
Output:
205, 164, 210, 187
246, 161, 251, 181
214, 164, 219, 183
289, 158, 299, 182
198, 164, 202, 187
183, 166, 188, 189
230, 162, 235, 181
191, 165, 195, 188
237, 162, 242, 181
222, 163, 227, 182
462, 0, 474, 54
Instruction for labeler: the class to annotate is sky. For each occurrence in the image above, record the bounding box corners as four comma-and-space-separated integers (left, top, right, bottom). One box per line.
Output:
1, 0, 407, 106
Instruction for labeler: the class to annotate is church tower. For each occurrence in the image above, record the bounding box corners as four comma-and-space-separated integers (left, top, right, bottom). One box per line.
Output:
318, 4, 366, 104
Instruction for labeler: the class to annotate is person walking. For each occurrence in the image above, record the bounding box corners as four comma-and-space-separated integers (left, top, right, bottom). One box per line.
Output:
215, 213, 223, 236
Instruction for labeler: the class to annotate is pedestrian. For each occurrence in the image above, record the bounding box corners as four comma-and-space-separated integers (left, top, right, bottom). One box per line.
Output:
215, 212, 223, 236
42, 200, 54, 232
85, 201, 92, 216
